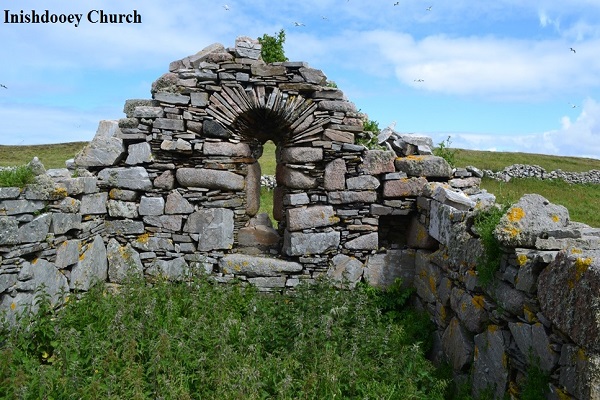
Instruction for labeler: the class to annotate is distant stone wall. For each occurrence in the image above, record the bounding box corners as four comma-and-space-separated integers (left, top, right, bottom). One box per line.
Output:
1, 36, 599, 399
485, 164, 600, 184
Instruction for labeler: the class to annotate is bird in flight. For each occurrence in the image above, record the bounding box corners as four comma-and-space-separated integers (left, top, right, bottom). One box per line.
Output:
569, 103, 578, 108
293, 21, 305, 26
414, 79, 424, 82
426, 6, 432, 11
223, 5, 230, 11
570, 47, 576, 53
394, 1, 400, 5
0, 84, 7, 89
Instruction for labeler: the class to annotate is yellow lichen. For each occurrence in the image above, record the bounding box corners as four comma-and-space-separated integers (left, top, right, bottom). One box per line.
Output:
471, 295, 485, 310
552, 214, 560, 223
571, 247, 583, 254
52, 187, 68, 198
10, 302, 16, 310
575, 257, 592, 281
517, 254, 528, 266
136, 233, 151, 244
428, 276, 437, 294
507, 207, 525, 222
488, 325, 499, 333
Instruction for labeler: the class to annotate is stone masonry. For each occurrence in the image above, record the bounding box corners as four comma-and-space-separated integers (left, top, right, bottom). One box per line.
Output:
1, 37, 600, 399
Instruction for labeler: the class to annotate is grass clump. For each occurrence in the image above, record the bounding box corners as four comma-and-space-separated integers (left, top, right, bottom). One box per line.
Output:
433, 136, 458, 167
1, 277, 447, 399
519, 359, 550, 400
473, 204, 510, 287
0, 165, 36, 188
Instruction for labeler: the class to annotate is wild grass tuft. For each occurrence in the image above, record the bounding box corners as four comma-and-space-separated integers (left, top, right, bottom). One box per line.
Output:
0, 165, 36, 188
473, 204, 510, 287
1, 277, 447, 399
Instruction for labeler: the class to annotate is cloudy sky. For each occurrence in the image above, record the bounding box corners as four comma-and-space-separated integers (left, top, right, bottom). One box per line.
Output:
1, 0, 600, 159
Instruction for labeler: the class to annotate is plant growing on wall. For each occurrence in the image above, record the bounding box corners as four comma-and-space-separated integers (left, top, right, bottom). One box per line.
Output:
473, 204, 510, 287
258, 29, 288, 63
433, 136, 458, 167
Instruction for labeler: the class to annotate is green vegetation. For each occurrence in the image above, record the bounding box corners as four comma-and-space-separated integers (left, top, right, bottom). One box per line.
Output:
473, 204, 510, 287
1, 277, 446, 399
519, 358, 550, 400
0, 142, 86, 169
433, 136, 458, 167
0, 165, 36, 188
258, 29, 288, 63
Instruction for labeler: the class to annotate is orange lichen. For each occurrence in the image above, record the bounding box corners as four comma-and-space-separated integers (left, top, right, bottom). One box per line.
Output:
471, 295, 486, 310
552, 214, 560, 223
10, 302, 16, 310
507, 207, 525, 222
136, 233, 150, 244
428, 276, 437, 294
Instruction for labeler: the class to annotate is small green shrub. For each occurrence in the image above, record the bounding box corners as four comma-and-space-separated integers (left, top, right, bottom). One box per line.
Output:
258, 29, 288, 63
520, 357, 550, 400
434, 136, 458, 167
473, 204, 510, 287
326, 80, 338, 88
356, 119, 387, 150
0, 165, 35, 188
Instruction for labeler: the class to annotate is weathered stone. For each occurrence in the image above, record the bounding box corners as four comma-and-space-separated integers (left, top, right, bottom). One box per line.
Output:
176, 168, 245, 190
246, 162, 261, 216
283, 193, 310, 206
327, 254, 364, 289
508, 322, 558, 372
58, 177, 98, 196
317, 100, 357, 113
383, 177, 428, 198
203, 142, 251, 157
0, 217, 18, 245
442, 317, 474, 371
406, 216, 438, 249
414, 251, 443, 303
202, 119, 231, 139
139, 196, 165, 216
147, 257, 189, 281
55, 239, 80, 269
160, 139, 192, 152
495, 194, 569, 248
362, 150, 396, 175
220, 254, 302, 277
238, 225, 280, 247
344, 232, 378, 250
131, 234, 174, 252
80, 192, 108, 214
98, 167, 153, 191
143, 215, 182, 231
428, 201, 467, 246
327, 191, 377, 204
70, 235, 107, 291
324, 158, 346, 191
558, 344, 600, 400
190, 92, 209, 107
165, 190, 194, 214
109, 189, 138, 201
154, 170, 176, 190
299, 67, 327, 85
184, 208, 234, 251
17, 213, 51, 243
364, 249, 416, 289
153, 92, 190, 106
234, 36, 262, 59
472, 326, 510, 399
277, 166, 318, 189
251, 64, 286, 76
394, 155, 452, 178
132, 106, 164, 118
106, 238, 143, 283
286, 205, 339, 232
283, 230, 341, 256
0, 187, 21, 199
18, 259, 68, 306
538, 249, 600, 353
281, 147, 323, 163
0, 199, 45, 215
51, 213, 82, 234
74, 120, 125, 167
346, 175, 380, 190
125, 142, 153, 165
324, 129, 354, 144
105, 220, 145, 235
107, 200, 139, 218
450, 288, 489, 333
432, 186, 475, 211
0, 273, 17, 293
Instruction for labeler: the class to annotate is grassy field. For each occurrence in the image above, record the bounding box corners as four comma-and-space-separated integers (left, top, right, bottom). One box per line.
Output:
1, 140, 599, 226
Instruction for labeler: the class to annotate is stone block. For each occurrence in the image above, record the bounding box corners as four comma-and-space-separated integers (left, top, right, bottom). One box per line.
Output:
51, 213, 82, 234
327, 254, 364, 289
432, 186, 475, 211
165, 190, 194, 214
508, 322, 558, 372
344, 232, 378, 250
472, 326, 510, 399
176, 168, 244, 190
283, 230, 341, 256
17, 213, 51, 243
139, 196, 165, 216
154, 170, 176, 190
74, 120, 125, 167
383, 177, 428, 198
450, 287, 489, 333
107, 200, 139, 218
364, 249, 416, 289
324, 158, 346, 190
183, 208, 234, 251
406, 215, 438, 249
0, 199, 45, 215
125, 142, 153, 165
327, 191, 377, 204
0, 217, 18, 245
80, 192, 108, 214
442, 317, 474, 372
147, 257, 189, 281
105, 220, 145, 235
280, 147, 323, 163
106, 238, 143, 283
70, 235, 107, 291
55, 239, 80, 269
346, 175, 380, 190
286, 205, 338, 232
361, 150, 396, 175
220, 254, 302, 277
277, 166, 318, 190
98, 167, 153, 191
558, 344, 600, 400
245, 162, 261, 217
203, 142, 252, 157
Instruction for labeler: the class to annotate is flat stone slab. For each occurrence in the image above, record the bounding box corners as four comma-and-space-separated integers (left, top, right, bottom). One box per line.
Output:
176, 168, 244, 190
283, 230, 340, 256
286, 205, 339, 232
394, 155, 452, 178
220, 254, 302, 277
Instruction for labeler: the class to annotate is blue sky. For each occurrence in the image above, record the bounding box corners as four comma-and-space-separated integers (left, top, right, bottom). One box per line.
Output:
1, 0, 600, 159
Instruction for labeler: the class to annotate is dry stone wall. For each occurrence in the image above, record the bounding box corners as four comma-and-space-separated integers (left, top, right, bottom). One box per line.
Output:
1, 36, 600, 399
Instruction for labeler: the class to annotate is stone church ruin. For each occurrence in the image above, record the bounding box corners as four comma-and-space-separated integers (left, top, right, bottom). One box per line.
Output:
2, 36, 600, 398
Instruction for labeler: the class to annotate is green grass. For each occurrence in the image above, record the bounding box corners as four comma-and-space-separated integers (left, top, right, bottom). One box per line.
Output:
0, 165, 36, 188
0, 277, 447, 399
0, 142, 87, 169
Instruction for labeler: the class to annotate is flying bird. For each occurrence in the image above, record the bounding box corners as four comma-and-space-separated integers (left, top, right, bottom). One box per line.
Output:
394, 1, 400, 5
569, 103, 578, 108
426, 6, 432, 11
414, 79, 424, 82
0, 84, 7, 89
223, 4, 230, 10
293, 21, 305, 26
570, 47, 576, 53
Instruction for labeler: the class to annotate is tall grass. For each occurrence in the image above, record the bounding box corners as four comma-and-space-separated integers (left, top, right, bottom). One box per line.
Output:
0, 277, 447, 399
